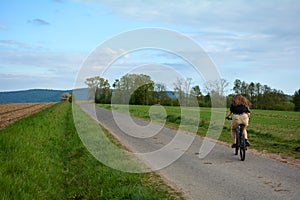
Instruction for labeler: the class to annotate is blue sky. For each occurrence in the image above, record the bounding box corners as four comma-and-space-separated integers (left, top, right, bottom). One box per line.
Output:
0, 0, 299, 94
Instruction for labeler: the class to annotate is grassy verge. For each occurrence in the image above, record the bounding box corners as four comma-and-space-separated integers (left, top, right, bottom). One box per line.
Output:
98, 104, 300, 159
0, 102, 183, 199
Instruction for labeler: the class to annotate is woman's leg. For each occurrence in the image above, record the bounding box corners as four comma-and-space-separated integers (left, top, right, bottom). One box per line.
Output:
243, 127, 248, 139
241, 114, 249, 139
231, 116, 239, 144
241, 114, 250, 146
231, 127, 236, 144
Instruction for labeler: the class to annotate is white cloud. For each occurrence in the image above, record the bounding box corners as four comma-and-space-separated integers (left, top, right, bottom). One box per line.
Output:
94, 1, 300, 65
0, 23, 7, 30
0, 45, 86, 91
27, 18, 51, 26
0, 72, 75, 91
97, 1, 299, 33
76, 0, 299, 94
0, 40, 28, 49
2, 0, 299, 93
0, 47, 84, 70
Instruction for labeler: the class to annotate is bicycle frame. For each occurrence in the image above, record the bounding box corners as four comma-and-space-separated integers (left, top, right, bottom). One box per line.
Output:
226, 116, 248, 161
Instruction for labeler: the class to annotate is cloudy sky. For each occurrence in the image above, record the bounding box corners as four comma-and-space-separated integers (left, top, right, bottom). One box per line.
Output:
0, 0, 299, 94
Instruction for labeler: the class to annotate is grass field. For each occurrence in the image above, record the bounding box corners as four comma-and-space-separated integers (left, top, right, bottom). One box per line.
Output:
0, 103, 183, 199
99, 104, 300, 159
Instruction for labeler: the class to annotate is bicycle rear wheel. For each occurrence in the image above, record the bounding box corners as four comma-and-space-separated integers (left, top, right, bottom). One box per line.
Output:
235, 130, 239, 155
240, 133, 246, 161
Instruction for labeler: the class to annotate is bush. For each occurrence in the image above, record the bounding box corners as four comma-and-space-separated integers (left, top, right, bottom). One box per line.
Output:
166, 115, 181, 124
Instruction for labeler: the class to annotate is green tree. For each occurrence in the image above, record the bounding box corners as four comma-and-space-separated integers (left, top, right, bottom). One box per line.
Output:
85, 76, 111, 103
240, 81, 249, 97
231, 79, 290, 110
292, 89, 300, 111
60, 92, 71, 102
112, 79, 123, 103
249, 82, 255, 101
233, 79, 242, 94
253, 82, 262, 109
112, 74, 155, 105
190, 85, 203, 106
191, 85, 202, 97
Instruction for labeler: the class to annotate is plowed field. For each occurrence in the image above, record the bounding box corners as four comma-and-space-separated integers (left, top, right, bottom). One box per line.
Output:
0, 103, 56, 129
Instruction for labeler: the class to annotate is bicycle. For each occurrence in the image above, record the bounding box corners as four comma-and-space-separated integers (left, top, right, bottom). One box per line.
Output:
226, 117, 247, 161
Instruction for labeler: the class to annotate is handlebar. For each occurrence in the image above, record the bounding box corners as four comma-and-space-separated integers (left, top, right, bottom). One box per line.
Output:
226, 116, 250, 120
226, 116, 232, 120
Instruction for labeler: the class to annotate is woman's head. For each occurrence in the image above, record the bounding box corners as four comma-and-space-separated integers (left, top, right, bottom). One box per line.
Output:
233, 94, 250, 108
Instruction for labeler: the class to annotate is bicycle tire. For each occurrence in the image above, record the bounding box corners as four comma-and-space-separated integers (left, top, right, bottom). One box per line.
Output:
235, 127, 240, 155
240, 132, 246, 161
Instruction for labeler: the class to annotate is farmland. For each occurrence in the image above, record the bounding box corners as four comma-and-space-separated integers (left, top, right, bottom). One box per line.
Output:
99, 104, 300, 160
0, 103, 55, 129
0, 103, 182, 199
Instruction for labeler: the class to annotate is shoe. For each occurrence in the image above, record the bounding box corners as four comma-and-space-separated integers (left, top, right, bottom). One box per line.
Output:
231, 143, 237, 148
245, 139, 250, 147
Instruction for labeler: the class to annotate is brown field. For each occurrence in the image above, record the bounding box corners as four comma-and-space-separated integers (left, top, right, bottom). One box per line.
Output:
0, 102, 56, 129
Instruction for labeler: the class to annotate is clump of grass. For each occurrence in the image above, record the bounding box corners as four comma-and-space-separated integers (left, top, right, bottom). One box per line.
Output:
166, 114, 181, 124
0, 103, 183, 199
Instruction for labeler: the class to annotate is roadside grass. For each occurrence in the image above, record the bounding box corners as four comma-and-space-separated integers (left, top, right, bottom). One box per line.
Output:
0, 102, 183, 199
98, 104, 300, 159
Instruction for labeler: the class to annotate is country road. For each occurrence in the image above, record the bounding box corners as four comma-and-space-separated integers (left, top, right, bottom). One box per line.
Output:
79, 104, 300, 200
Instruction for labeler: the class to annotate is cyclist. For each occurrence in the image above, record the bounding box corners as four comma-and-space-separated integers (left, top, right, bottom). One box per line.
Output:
226, 94, 251, 148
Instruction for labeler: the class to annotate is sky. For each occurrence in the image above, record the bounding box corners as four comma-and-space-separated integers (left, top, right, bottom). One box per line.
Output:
0, 0, 299, 94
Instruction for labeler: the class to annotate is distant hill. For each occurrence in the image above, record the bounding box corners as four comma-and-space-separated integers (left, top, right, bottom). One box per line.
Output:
165, 91, 177, 99
0, 88, 176, 103
0, 89, 71, 103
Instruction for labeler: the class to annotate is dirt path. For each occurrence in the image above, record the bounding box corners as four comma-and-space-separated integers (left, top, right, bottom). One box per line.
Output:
80, 104, 300, 200
0, 103, 56, 129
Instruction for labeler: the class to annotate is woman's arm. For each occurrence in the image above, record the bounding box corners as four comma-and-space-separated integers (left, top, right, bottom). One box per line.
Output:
226, 111, 232, 119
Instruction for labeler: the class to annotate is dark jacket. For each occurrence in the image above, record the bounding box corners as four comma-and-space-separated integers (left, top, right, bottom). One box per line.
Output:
230, 104, 250, 115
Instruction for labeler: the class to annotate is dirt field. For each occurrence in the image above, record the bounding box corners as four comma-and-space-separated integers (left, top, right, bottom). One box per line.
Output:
0, 102, 56, 129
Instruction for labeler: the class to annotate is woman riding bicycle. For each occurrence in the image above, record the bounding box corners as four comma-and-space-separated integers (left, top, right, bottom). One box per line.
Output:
226, 94, 251, 148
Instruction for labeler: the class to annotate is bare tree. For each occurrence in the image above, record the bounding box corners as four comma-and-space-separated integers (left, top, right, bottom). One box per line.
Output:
155, 82, 167, 104
205, 78, 229, 97
205, 78, 228, 108
173, 77, 185, 104
174, 77, 194, 106
184, 78, 192, 97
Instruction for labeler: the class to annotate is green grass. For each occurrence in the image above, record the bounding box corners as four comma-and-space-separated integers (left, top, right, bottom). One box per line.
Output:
0, 102, 183, 199
243, 109, 300, 158
99, 104, 300, 159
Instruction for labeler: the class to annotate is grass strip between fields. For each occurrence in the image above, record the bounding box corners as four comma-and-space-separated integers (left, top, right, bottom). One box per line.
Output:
0, 102, 183, 200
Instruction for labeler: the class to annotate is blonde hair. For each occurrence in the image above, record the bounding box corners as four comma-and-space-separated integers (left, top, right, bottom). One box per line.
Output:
233, 94, 250, 109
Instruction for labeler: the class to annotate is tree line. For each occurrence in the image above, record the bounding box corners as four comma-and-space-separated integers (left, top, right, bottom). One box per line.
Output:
231, 79, 295, 111
84, 74, 300, 111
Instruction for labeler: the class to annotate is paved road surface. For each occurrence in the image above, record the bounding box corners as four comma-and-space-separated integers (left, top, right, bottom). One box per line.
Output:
79, 104, 300, 200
